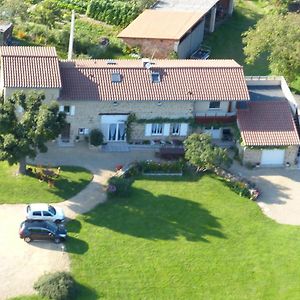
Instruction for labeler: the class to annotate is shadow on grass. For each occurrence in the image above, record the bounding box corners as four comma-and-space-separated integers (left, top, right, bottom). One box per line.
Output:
74, 281, 100, 300
85, 186, 225, 242
29, 236, 88, 254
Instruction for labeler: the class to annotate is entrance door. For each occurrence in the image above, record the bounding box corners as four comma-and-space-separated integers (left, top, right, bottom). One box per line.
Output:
61, 123, 71, 142
108, 123, 126, 141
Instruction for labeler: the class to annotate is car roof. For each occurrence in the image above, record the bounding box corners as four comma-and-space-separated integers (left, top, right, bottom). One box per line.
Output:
28, 203, 49, 211
24, 220, 56, 228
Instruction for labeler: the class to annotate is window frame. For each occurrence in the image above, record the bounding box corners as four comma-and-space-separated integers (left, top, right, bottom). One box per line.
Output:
151, 123, 163, 136
171, 123, 181, 136
209, 101, 221, 109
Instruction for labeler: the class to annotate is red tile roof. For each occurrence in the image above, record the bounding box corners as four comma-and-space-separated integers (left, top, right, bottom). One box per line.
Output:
0, 46, 61, 88
237, 101, 300, 146
59, 59, 250, 101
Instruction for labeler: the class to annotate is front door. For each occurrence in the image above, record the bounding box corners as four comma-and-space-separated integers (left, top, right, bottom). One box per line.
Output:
108, 123, 126, 141
61, 123, 71, 142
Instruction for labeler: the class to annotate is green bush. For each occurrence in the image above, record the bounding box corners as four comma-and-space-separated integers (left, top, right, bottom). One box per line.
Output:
139, 160, 184, 174
227, 181, 251, 198
107, 176, 134, 197
33, 272, 76, 300
89, 129, 104, 146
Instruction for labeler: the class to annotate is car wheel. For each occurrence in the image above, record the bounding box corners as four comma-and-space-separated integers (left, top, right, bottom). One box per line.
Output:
54, 237, 61, 244
24, 237, 31, 243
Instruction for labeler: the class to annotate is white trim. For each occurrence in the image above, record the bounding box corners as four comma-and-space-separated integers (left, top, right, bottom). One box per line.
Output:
163, 123, 170, 136
179, 123, 188, 136
145, 124, 152, 136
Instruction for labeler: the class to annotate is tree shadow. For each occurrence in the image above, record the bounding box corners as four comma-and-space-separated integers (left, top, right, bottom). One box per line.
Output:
29, 236, 89, 254
74, 281, 101, 300
84, 187, 225, 242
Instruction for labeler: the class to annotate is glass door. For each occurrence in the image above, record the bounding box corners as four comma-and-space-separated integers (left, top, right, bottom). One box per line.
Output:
108, 123, 126, 141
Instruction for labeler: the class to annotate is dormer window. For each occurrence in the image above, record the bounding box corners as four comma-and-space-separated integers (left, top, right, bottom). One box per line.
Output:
151, 72, 160, 83
112, 72, 121, 83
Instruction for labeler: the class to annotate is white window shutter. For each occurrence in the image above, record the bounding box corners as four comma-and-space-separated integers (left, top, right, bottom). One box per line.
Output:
70, 106, 75, 116
163, 123, 170, 136
84, 128, 89, 135
145, 124, 152, 136
59, 105, 64, 112
179, 123, 188, 136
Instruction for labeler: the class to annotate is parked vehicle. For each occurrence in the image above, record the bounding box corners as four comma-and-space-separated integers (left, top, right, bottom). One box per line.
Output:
19, 220, 67, 243
26, 204, 65, 223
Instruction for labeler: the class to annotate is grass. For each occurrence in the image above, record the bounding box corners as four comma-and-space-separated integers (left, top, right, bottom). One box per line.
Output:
204, 0, 300, 92
0, 162, 93, 204
66, 174, 300, 299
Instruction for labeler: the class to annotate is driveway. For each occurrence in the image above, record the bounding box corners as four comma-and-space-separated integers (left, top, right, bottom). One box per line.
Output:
231, 163, 300, 225
0, 143, 156, 299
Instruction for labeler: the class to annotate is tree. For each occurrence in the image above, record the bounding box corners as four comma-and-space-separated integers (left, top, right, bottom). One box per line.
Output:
243, 13, 300, 82
0, 92, 66, 175
0, 0, 29, 21
184, 133, 231, 171
30, 0, 62, 29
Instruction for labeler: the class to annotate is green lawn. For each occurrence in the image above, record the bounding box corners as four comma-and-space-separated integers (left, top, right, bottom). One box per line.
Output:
0, 162, 93, 204
204, 0, 300, 92
66, 175, 300, 299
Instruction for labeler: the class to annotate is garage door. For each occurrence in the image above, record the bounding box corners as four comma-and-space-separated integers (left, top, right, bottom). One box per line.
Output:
261, 149, 285, 165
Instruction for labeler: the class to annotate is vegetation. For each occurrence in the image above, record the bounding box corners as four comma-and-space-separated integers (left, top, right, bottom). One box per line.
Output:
107, 176, 134, 197
184, 133, 231, 171
0, 163, 92, 204
66, 175, 300, 298
34, 272, 76, 300
0, 92, 66, 174
204, 0, 300, 92
243, 12, 300, 83
138, 160, 184, 174
89, 129, 104, 146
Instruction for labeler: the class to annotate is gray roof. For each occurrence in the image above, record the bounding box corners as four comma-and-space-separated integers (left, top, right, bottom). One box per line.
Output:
0, 22, 12, 33
152, 0, 219, 12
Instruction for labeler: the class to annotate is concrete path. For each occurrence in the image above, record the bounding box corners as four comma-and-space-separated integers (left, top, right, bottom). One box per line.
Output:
230, 162, 300, 225
0, 143, 156, 299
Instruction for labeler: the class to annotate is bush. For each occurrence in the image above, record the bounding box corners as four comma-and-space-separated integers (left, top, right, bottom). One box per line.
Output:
138, 160, 184, 174
89, 129, 104, 146
33, 272, 76, 300
107, 176, 134, 197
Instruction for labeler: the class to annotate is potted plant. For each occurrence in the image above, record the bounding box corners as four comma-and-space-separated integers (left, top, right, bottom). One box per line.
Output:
75, 135, 80, 142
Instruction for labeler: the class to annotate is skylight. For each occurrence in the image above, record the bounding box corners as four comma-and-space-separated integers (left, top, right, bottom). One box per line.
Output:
151, 72, 160, 83
111, 72, 121, 83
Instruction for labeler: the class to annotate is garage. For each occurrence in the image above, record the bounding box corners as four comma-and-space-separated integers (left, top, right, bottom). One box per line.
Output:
261, 149, 285, 165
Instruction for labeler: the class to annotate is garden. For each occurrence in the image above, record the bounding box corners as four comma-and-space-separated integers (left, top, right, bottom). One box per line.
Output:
60, 174, 300, 299
0, 162, 93, 204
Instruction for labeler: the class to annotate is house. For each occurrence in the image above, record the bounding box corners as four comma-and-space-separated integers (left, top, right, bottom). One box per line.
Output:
0, 46, 299, 167
0, 22, 13, 46
118, 0, 234, 59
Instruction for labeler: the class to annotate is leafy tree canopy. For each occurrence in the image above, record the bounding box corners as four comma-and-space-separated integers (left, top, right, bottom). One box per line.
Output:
0, 92, 66, 174
184, 133, 231, 171
243, 13, 300, 82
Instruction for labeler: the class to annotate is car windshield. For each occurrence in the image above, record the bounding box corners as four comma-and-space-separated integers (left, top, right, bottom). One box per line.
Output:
48, 205, 56, 215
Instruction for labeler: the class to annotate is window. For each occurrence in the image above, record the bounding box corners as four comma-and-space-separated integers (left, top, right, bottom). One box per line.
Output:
151, 72, 160, 83
209, 101, 221, 109
43, 211, 52, 217
63, 106, 70, 114
78, 128, 89, 135
111, 72, 121, 83
171, 123, 181, 136
32, 211, 42, 216
151, 123, 163, 135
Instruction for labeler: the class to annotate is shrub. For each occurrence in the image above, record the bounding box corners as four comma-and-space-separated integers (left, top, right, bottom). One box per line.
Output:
33, 272, 76, 300
89, 129, 104, 146
107, 176, 134, 197
138, 160, 184, 174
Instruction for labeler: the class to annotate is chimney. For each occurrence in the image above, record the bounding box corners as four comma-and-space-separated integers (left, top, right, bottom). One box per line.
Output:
68, 10, 75, 61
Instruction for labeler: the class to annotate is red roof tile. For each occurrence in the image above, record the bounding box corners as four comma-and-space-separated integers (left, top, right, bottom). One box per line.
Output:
0, 46, 61, 88
237, 101, 300, 146
59, 59, 250, 101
